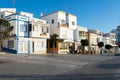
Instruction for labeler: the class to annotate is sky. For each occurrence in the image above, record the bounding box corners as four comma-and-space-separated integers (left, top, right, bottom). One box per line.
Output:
0, 0, 120, 33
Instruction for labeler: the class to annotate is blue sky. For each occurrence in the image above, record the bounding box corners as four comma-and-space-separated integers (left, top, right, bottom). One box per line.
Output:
0, 0, 120, 33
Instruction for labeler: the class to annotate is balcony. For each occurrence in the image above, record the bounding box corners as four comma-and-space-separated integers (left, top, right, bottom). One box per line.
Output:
57, 23, 69, 28
30, 31, 49, 38
79, 37, 87, 40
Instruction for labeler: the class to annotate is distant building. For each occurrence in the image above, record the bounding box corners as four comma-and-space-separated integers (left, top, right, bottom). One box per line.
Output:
74, 25, 88, 53
88, 29, 103, 54
113, 26, 120, 45
103, 33, 116, 53
103, 33, 116, 46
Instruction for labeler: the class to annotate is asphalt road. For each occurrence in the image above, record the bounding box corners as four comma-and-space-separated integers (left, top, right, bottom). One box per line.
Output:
0, 53, 119, 80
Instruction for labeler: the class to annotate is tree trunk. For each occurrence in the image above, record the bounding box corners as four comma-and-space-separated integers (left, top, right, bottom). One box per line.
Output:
52, 42, 54, 56
82, 46, 85, 55
0, 46, 1, 51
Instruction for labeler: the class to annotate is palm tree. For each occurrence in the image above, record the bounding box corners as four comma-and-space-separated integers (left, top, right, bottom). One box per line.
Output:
50, 34, 59, 56
0, 19, 13, 51
97, 42, 104, 54
80, 39, 89, 54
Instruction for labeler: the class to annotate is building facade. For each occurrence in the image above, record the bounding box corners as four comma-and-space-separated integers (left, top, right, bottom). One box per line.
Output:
0, 8, 49, 54
0, 8, 16, 18
103, 33, 116, 46
1, 8, 117, 54
40, 11, 77, 54
113, 26, 120, 45
87, 29, 103, 54
3, 13, 29, 54
74, 26, 88, 53
29, 18, 49, 54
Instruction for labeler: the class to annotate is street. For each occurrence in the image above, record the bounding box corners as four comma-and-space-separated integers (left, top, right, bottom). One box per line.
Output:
0, 53, 119, 80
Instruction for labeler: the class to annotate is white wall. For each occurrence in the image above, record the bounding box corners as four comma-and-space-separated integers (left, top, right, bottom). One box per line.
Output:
19, 12, 33, 21
58, 11, 66, 25
0, 8, 16, 13
40, 12, 59, 35
30, 39, 47, 54
67, 29, 74, 40
8, 20, 17, 36
59, 28, 67, 39
17, 38, 29, 53
0, 8, 16, 18
67, 14, 77, 30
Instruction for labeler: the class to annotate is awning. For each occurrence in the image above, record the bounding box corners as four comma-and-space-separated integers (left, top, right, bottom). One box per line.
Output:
111, 44, 118, 47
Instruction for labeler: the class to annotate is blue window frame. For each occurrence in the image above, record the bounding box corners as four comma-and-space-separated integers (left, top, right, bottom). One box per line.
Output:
20, 22, 28, 32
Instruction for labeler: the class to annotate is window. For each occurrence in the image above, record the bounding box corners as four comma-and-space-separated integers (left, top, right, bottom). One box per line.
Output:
51, 19, 54, 24
72, 21, 75, 25
58, 22, 60, 26
8, 40, 14, 48
60, 43, 67, 49
20, 24, 27, 32
32, 25, 38, 31
29, 24, 32, 31
1, 15, 3, 18
61, 20, 65, 24
20, 22, 28, 32
42, 27, 48, 33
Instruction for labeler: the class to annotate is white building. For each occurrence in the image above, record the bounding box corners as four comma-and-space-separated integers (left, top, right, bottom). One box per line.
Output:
103, 33, 116, 53
88, 29, 103, 43
103, 33, 116, 46
0, 8, 50, 54
74, 25, 88, 52
30, 18, 50, 54
2, 10, 29, 54
0, 8, 16, 18
88, 29, 103, 54
40, 11, 77, 54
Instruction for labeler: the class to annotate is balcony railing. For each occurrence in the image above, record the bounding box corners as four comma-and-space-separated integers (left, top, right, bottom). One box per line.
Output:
57, 23, 69, 28
30, 31, 49, 38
